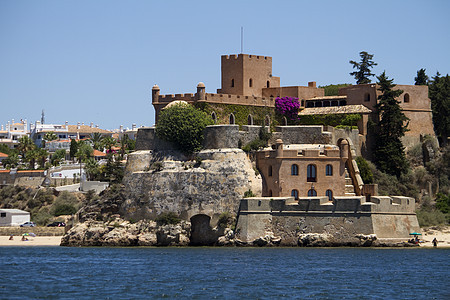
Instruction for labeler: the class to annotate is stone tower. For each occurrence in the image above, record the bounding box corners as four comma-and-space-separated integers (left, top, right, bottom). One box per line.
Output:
217, 54, 280, 97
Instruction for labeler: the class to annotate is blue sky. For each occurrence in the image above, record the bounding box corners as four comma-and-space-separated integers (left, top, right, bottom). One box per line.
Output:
1, 0, 449, 130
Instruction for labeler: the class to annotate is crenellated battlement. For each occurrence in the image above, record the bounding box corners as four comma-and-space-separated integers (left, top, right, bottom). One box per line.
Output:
157, 93, 196, 103
153, 89, 276, 107
222, 54, 270, 61
241, 195, 416, 215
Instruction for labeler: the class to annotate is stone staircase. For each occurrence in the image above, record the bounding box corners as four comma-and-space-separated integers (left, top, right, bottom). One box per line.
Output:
344, 168, 356, 196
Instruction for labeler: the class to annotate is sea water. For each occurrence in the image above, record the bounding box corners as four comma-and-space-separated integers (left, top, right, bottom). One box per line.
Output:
0, 247, 448, 299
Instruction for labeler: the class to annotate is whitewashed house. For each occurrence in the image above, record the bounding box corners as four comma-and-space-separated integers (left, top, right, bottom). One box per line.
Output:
0, 209, 30, 226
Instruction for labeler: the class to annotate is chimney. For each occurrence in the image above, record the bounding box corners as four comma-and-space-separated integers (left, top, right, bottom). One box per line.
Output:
82, 122, 84, 126
65, 121, 68, 127
96, 125, 99, 128
308, 81, 317, 88
132, 123, 136, 130
77, 122, 80, 129
120, 125, 123, 132
90, 122, 94, 128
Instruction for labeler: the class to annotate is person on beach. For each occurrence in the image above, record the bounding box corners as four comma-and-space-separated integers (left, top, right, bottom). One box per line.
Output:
9, 235, 13, 240
21, 236, 28, 241
432, 238, 438, 247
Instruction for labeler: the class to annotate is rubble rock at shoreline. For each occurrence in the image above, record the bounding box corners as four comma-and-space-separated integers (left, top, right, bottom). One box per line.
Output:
61, 218, 423, 247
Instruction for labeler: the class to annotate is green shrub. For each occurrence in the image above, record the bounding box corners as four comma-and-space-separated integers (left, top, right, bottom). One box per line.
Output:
436, 193, 450, 214
243, 189, 256, 198
355, 156, 373, 184
32, 208, 53, 226
156, 103, 213, 154
155, 212, 181, 226
53, 203, 77, 216
151, 161, 163, 172
416, 208, 446, 227
217, 212, 234, 228
242, 139, 267, 153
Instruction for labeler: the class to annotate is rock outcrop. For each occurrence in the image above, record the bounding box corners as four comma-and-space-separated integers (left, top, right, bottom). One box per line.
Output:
61, 218, 191, 247
122, 148, 261, 224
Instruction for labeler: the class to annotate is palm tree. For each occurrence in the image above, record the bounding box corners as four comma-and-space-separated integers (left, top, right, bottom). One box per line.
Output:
36, 148, 49, 169
101, 136, 116, 153
90, 132, 104, 150
24, 148, 39, 169
17, 136, 35, 157
43, 131, 58, 142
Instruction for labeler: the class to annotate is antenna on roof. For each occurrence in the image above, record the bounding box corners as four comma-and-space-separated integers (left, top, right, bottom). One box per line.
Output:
240, 26, 244, 54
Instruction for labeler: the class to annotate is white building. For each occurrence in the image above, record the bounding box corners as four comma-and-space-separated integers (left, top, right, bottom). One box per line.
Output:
0, 209, 30, 226
0, 119, 29, 149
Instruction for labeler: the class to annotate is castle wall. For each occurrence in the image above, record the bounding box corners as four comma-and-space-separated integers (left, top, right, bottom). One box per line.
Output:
135, 127, 175, 151
262, 85, 324, 100
273, 126, 332, 144
203, 125, 239, 149
236, 196, 420, 245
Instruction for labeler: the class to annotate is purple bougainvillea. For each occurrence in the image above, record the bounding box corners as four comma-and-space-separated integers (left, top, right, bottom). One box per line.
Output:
275, 97, 300, 120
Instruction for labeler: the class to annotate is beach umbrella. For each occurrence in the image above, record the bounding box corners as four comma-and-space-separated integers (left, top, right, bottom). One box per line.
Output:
29, 233, 36, 237
22, 233, 29, 236
409, 232, 422, 235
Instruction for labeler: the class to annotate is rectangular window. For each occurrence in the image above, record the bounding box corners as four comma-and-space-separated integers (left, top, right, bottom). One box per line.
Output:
0, 212, 6, 217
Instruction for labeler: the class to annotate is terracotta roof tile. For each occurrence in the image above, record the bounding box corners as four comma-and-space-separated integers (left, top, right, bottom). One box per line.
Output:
299, 104, 372, 115
67, 125, 112, 134
93, 149, 106, 157
0, 152, 8, 157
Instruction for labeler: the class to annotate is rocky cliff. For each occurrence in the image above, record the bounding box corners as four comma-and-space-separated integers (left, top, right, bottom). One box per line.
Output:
121, 148, 262, 225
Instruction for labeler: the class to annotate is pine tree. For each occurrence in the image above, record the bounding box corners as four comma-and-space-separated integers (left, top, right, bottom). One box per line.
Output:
373, 72, 409, 177
429, 72, 450, 146
349, 51, 377, 84
414, 68, 429, 85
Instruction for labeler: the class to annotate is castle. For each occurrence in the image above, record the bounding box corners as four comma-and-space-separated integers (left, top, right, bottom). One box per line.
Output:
123, 53, 426, 245
152, 53, 435, 150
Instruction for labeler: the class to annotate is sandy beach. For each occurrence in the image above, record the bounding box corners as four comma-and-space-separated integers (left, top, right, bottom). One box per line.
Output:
419, 226, 450, 248
0, 235, 62, 246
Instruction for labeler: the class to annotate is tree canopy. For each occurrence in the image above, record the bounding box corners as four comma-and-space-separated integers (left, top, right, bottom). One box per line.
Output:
373, 71, 409, 177
429, 73, 450, 146
156, 103, 213, 154
415, 68, 429, 85
349, 51, 377, 84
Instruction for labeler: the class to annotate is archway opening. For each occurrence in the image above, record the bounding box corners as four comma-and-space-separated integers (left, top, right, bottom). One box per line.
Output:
190, 214, 217, 246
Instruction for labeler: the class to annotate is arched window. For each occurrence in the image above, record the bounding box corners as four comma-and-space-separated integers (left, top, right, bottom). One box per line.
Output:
404, 93, 410, 103
249, 78, 253, 87
247, 114, 253, 125
267, 81, 270, 88
364, 93, 370, 102
326, 190, 333, 201
231, 79, 234, 87
291, 164, 299, 176
291, 189, 299, 200
211, 112, 217, 124
268, 165, 272, 177
282, 116, 288, 126
229, 113, 235, 125
326, 164, 333, 176
307, 164, 316, 182
307, 189, 317, 197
